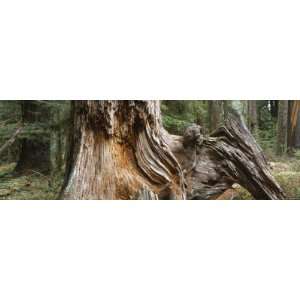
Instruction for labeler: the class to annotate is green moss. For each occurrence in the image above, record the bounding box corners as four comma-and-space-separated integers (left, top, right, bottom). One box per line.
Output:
274, 171, 300, 200
234, 187, 253, 200
0, 163, 63, 200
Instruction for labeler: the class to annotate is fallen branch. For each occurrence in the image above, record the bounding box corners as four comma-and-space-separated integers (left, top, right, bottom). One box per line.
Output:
0, 125, 23, 157
166, 114, 285, 200
0, 119, 9, 129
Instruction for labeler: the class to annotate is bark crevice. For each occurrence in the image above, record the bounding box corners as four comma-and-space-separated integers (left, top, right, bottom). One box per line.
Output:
167, 113, 285, 200
60, 101, 185, 200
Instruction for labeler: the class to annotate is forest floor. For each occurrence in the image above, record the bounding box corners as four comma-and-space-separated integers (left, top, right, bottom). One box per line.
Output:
0, 163, 62, 200
234, 158, 300, 200
0, 159, 299, 200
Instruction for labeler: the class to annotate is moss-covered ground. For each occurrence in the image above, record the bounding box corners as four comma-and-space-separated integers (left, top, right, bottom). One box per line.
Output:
0, 159, 299, 200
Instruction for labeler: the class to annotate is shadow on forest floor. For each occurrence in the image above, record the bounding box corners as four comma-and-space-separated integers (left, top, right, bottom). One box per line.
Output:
0, 161, 300, 200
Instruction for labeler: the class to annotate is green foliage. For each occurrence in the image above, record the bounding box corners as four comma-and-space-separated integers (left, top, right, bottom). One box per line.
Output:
0, 100, 71, 164
256, 105, 277, 155
161, 100, 208, 135
257, 125, 277, 159
162, 114, 191, 135
234, 186, 253, 200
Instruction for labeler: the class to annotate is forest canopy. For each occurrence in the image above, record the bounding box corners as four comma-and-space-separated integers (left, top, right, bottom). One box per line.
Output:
0, 100, 299, 200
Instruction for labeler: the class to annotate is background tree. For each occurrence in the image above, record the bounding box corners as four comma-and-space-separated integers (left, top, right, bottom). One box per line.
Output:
276, 100, 289, 155
288, 100, 300, 151
49, 101, 72, 174
14, 101, 51, 174
270, 100, 279, 118
247, 100, 258, 135
223, 100, 232, 119
0, 101, 22, 163
208, 100, 223, 132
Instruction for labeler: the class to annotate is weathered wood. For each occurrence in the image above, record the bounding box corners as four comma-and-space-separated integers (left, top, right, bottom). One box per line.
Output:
167, 112, 285, 200
60, 100, 186, 200
133, 186, 158, 200
60, 101, 285, 200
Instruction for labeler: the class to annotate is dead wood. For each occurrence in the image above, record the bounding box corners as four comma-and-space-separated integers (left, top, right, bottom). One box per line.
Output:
167, 113, 285, 200
0, 125, 23, 157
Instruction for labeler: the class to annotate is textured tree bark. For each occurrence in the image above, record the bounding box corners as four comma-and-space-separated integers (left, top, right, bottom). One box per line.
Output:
288, 100, 300, 150
60, 100, 186, 200
294, 110, 300, 148
166, 114, 285, 200
276, 100, 289, 155
14, 101, 51, 175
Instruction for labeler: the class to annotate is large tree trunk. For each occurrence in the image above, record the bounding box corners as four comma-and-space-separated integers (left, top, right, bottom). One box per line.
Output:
166, 113, 285, 200
60, 101, 285, 200
14, 101, 51, 175
276, 100, 289, 155
60, 100, 185, 200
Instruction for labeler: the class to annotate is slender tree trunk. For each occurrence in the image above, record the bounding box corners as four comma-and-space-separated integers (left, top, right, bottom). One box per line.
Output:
294, 109, 300, 148
270, 100, 279, 118
247, 100, 258, 135
50, 108, 63, 173
288, 100, 300, 150
276, 100, 289, 155
14, 101, 51, 175
60, 100, 185, 200
223, 100, 232, 119
208, 101, 223, 132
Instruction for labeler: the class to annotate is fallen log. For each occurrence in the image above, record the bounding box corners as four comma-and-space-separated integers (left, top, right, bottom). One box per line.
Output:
166, 113, 285, 200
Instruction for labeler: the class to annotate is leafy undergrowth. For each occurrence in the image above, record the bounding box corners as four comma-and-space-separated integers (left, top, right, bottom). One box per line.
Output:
0, 163, 63, 200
